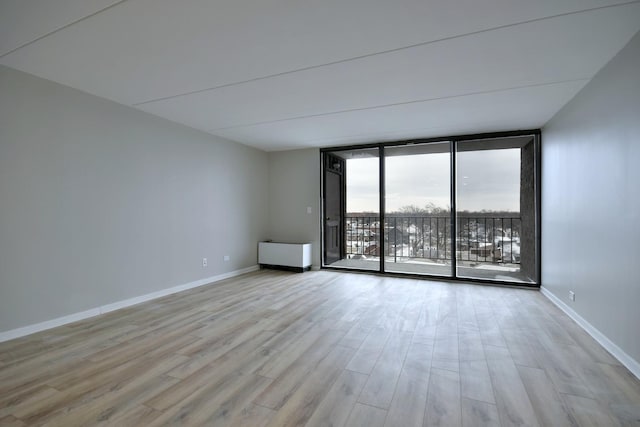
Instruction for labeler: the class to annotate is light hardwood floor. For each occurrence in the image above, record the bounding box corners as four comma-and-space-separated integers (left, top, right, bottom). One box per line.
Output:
1, 270, 639, 426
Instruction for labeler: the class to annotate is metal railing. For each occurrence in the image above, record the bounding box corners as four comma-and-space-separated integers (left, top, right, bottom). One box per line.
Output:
345, 215, 521, 264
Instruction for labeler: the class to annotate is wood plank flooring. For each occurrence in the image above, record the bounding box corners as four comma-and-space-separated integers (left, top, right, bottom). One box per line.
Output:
1, 270, 639, 426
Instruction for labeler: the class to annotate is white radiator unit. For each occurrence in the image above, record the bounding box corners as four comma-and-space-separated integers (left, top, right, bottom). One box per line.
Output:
258, 242, 312, 272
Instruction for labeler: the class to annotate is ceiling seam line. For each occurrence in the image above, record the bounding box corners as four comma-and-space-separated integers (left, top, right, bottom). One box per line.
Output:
0, 0, 130, 59
130, 0, 639, 106
204, 78, 591, 132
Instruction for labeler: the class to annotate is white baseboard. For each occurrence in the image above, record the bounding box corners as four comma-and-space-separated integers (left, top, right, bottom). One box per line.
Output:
0, 265, 259, 343
541, 286, 640, 380
0, 308, 104, 344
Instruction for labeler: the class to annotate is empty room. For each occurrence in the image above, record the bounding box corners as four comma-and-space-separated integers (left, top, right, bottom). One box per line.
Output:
1, 1, 640, 426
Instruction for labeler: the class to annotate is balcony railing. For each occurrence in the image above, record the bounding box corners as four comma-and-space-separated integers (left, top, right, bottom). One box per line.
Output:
345, 215, 521, 264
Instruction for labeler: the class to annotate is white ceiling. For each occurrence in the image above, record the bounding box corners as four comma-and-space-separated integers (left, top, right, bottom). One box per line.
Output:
2, 1, 639, 151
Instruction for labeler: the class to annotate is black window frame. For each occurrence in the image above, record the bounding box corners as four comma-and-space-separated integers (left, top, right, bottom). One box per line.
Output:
320, 129, 542, 288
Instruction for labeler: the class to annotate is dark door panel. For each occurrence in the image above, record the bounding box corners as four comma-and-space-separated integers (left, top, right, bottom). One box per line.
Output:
323, 154, 344, 265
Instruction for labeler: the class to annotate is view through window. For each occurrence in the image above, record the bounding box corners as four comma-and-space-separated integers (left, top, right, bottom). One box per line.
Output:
322, 133, 539, 285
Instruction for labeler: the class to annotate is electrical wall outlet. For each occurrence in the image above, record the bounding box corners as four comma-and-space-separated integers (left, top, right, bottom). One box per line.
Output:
223, 255, 230, 262
202, 258, 207, 267
569, 291, 575, 301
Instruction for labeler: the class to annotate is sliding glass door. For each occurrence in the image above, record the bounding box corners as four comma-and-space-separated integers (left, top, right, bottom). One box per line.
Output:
384, 142, 452, 276
323, 147, 380, 271
455, 137, 537, 283
322, 131, 539, 286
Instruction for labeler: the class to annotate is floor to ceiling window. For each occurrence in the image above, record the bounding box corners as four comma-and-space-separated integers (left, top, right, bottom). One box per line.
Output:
321, 131, 540, 286
323, 147, 380, 272
455, 136, 537, 283
384, 141, 452, 277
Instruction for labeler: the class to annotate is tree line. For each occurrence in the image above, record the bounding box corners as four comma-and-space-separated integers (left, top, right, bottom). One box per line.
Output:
347, 202, 519, 218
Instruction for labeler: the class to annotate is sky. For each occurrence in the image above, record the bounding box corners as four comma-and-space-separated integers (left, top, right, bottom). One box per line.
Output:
346, 149, 520, 213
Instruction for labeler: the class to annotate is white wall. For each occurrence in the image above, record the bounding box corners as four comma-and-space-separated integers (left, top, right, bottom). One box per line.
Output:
0, 65, 269, 333
267, 149, 321, 267
542, 31, 640, 368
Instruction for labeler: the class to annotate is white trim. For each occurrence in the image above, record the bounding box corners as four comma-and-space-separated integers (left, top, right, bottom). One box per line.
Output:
541, 286, 640, 380
0, 265, 259, 343
0, 308, 102, 343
